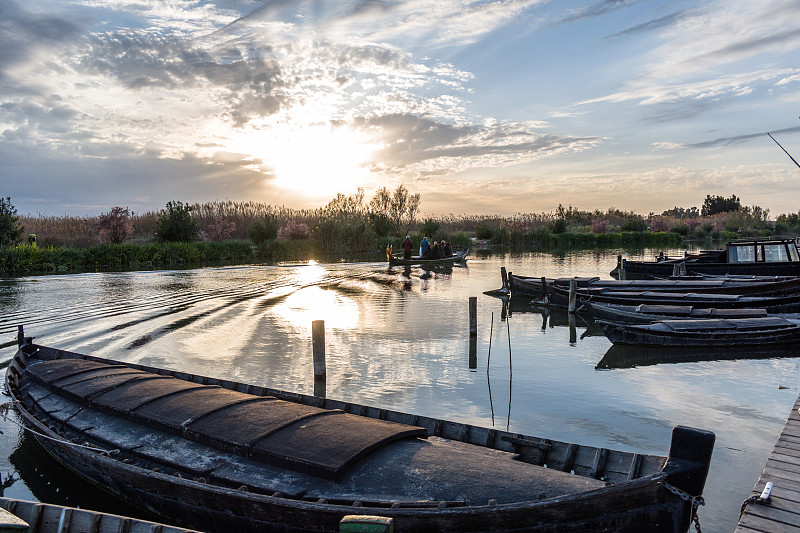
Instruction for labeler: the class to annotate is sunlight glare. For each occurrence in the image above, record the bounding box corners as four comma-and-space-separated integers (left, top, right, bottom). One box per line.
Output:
233, 121, 378, 198
273, 286, 360, 331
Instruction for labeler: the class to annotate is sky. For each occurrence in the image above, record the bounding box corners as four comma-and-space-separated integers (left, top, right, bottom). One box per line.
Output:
1, 0, 800, 217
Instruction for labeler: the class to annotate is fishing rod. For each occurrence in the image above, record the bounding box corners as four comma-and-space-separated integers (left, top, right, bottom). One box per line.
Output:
767, 132, 800, 170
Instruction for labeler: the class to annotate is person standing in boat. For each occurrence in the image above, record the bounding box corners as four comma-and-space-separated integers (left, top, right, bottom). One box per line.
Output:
402, 235, 413, 260
443, 240, 452, 256
420, 236, 429, 257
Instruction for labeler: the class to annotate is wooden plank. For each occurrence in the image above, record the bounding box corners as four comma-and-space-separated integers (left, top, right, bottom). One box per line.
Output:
737, 392, 800, 532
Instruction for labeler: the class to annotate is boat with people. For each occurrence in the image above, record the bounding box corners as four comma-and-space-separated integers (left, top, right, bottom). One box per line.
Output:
0, 497, 200, 533
388, 246, 469, 266
6, 326, 714, 533
611, 239, 800, 279
595, 316, 800, 347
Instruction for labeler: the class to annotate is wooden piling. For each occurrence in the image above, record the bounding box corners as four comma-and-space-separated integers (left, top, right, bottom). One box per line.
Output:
500, 267, 508, 290
469, 297, 478, 336
540, 276, 547, 296
619, 259, 627, 280
312, 320, 326, 377
568, 278, 577, 313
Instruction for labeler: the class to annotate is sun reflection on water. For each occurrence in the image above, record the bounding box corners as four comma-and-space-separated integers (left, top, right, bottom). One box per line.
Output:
273, 285, 360, 331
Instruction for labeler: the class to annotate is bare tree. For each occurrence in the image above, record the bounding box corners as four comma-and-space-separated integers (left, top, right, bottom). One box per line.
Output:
369, 185, 420, 237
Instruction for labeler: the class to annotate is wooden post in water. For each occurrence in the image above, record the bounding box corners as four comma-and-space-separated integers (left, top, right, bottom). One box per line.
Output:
312, 320, 326, 377
568, 278, 577, 313
540, 276, 547, 297
619, 259, 627, 280
469, 297, 478, 336
500, 267, 508, 291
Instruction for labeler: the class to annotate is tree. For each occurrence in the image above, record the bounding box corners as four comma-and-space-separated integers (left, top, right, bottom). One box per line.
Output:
98, 206, 134, 244
154, 201, 199, 242
0, 197, 24, 248
368, 185, 421, 237
199, 217, 236, 242
701, 195, 741, 216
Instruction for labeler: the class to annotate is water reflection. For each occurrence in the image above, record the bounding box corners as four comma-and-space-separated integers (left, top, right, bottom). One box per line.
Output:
597, 344, 800, 370
273, 286, 360, 331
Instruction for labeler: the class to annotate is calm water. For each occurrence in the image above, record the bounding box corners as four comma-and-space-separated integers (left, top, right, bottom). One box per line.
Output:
1, 248, 799, 532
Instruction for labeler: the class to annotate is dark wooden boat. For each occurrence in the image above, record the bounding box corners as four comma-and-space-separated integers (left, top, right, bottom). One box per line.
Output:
596, 344, 800, 369
388, 247, 468, 266
547, 284, 800, 313
595, 317, 800, 346
6, 327, 714, 533
611, 240, 800, 279
507, 273, 800, 299
0, 497, 199, 533
581, 301, 772, 325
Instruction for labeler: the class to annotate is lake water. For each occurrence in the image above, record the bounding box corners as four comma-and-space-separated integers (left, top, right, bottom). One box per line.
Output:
1, 247, 798, 532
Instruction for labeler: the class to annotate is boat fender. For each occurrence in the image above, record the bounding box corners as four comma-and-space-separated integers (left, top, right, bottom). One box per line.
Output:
739, 481, 773, 520
339, 515, 393, 533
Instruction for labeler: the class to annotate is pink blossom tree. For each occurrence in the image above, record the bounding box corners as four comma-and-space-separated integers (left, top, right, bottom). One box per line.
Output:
199, 217, 236, 242
98, 206, 134, 244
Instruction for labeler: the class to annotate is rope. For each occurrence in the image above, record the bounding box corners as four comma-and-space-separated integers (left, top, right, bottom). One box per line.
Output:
1, 400, 119, 458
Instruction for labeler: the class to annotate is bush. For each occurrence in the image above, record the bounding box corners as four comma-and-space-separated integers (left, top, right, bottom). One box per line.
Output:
620, 218, 647, 232
277, 220, 310, 241
249, 214, 280, 244
590, 218, 610, 234
154, 201, 199, 242
475, 222, 494, 240
548, 218, 567, 234
419, 218, 440, 238
199, 217, 236, 242
98, 206, 134, 244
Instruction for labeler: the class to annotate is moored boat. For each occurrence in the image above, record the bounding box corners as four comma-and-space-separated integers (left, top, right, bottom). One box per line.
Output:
611, 239, 800, 279
581, 300, 772, 325
388, 247, 469, 266
6, 326, 715, 533
596, 344, 800, 369
595, 316, 800, 346
0, 497, 200, 533
547, 284, 800, 313
507, 273, 800, 299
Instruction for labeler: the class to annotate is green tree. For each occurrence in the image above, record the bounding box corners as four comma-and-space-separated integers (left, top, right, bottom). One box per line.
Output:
249, 214, 280, 244
0, 197, 24, 248
701, 194, 741, 216
154, 201, 199, 242
368, 185, 421, 237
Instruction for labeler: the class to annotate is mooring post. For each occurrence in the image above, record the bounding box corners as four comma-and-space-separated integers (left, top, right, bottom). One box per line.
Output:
500, 267, 508, 291
568, 278, 577, 313
312, 320, 326, 377
619, 259, 627, 280
672, 263, 681, 277
540, 276, 547, 296
469, 297, 478, 336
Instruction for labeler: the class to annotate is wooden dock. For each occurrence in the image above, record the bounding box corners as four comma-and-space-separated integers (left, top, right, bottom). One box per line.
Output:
736, 393, 800, 532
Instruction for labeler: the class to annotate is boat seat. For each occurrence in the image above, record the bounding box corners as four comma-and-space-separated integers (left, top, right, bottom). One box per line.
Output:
24, 359, 428, 481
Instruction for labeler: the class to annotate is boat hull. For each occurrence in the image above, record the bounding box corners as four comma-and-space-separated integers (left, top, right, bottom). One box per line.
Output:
6, 334, 714, 533
389, 248, 468, 266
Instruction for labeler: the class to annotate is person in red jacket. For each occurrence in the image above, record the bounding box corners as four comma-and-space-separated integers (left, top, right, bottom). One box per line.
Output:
402, 235, 413, 260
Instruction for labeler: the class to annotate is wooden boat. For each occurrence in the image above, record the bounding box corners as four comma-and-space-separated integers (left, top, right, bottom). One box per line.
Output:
389, 247, 468, 266
595, 317, 800, 346
546, 284, 800, 313
596, 344, 800, 369
0, 497, 200, 533
581, 301, 772, 325
507, 273, 800, 299
611, 239, 800, 279
6, 326, 715, 533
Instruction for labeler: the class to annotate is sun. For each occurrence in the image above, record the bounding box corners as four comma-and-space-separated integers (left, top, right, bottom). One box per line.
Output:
231, 120, 378, 198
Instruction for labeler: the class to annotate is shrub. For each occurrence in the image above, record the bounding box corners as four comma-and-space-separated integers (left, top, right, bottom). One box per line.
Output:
590, 218, 610, 234
154, 201, 199, 242
419, 218, 441, 238
249, 214, 280, 244
670, 223, 689, 236
98, 206, 134, 244
548, 218, 567, 234
620, 218, 647, 232
475, 222, 494, 240
649, 218, 670, 232
277, 220, 310, 241
199, 217, 236, 242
